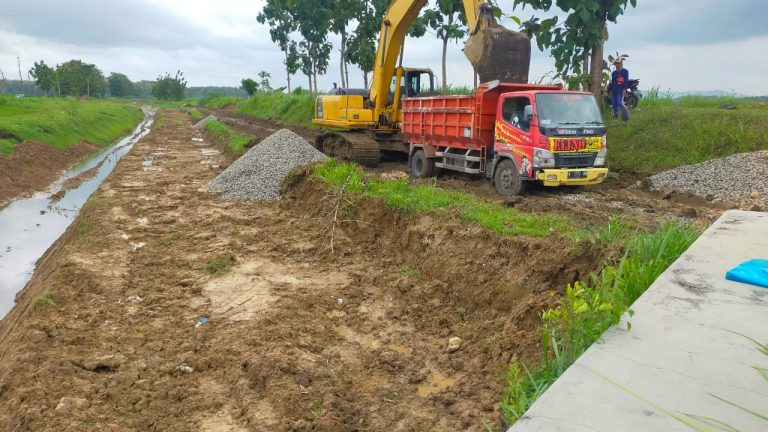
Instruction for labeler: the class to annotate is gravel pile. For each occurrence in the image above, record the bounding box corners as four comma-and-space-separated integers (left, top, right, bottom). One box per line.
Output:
647, 151, 768, 204
208, 128, 327, 200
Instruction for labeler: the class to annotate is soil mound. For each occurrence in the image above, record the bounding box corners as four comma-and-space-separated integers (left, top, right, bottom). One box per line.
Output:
0, 141, 97, 207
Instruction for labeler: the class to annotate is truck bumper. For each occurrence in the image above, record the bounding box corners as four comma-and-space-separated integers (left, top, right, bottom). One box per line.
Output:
536, 168, 609, 187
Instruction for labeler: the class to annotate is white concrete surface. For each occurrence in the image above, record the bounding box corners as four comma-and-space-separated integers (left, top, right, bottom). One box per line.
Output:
509, 210, 768, 432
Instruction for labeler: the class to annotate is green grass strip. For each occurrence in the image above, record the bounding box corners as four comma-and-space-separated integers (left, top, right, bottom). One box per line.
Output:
0, 96, 143, 155
202, 119, 253, 155
313, 159, 579, 238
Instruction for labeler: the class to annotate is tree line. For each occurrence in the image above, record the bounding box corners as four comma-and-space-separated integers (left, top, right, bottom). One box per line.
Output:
14, 59, 189, 100
257, 0, 637, 97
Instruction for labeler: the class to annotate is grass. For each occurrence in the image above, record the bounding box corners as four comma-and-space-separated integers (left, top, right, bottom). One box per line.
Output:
33, 292, 57, 309
314, 159, 579, 238
606, 93, 768, 173
501, 222, 701, 425
203, 91, 315, 128
202, 119, 254, 155
201, 255, 235, 276
0, 96, 144, 155
183, 107, 203, 121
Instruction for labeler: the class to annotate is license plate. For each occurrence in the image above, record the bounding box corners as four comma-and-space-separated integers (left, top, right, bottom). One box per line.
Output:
550, 136, 602, 153
568, 171, 588, 179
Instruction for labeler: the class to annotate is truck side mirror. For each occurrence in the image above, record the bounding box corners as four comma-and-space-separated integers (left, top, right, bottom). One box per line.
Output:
524, 105, 534, 122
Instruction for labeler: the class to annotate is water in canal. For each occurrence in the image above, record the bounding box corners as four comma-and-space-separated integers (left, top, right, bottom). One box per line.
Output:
0, 108, 155, 318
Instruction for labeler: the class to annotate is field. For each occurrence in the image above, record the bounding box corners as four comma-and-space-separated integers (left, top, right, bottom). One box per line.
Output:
608, 95, 768, 173
0, 96, 143, 155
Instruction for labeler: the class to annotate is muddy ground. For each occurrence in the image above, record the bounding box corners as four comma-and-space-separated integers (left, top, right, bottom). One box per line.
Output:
0, 108, 736, 431
0, 110, 606, 431
0, 141, 98, 208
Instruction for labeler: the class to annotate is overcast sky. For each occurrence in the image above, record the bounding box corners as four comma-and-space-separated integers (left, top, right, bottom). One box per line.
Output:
0, 0, 766, 95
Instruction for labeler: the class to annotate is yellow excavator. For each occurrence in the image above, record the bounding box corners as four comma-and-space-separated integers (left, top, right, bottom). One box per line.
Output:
312, 0, 531, 166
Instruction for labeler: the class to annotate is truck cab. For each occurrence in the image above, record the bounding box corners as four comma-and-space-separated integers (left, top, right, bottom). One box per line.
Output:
401, 82, 609, 196
492, 90, 608, 194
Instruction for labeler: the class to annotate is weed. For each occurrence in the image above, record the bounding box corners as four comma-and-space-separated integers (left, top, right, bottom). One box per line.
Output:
165, 232, 182, 245
310, 400, 325, 424
201, 255, 235, 276
400, 267, 421, 279
154, 117, 166, 130
501, 222, 701, 425
33, 293, 57, 309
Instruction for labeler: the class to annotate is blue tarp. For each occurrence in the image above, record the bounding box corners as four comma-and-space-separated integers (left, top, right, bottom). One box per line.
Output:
726, 259, 768, 289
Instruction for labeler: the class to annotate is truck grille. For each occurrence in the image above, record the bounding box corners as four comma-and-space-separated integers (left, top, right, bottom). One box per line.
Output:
555, 153, 597, 168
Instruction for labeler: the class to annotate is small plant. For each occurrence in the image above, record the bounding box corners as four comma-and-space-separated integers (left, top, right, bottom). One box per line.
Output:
33, 293, 57, 309
201, 255, 235, 276
400, 267, 421, 279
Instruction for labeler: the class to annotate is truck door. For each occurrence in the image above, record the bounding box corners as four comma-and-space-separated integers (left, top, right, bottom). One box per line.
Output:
496, 96, 534, 178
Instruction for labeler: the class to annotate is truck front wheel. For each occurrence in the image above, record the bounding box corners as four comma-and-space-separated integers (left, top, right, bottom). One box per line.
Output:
494, 159, 526, 196
409, 149, 436, 178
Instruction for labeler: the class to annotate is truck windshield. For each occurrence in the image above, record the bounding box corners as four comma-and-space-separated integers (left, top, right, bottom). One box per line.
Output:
535, 93, 603, 127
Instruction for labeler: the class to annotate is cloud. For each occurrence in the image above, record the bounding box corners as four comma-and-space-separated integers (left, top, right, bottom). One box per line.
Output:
0, 0, 765, 95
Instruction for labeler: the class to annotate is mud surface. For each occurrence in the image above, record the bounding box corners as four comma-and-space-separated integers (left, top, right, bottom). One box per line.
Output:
0, 108, 746, 431
0, 141, 98, 208
0, 110, 608, 431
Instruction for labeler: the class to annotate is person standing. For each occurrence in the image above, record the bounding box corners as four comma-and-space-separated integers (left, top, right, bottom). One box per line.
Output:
610, 60, 630, 121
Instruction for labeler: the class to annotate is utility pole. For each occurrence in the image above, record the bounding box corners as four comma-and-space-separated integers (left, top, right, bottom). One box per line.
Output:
17, 57, 23, 92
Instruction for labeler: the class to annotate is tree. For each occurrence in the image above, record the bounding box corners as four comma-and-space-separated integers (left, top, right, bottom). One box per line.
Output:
152, 71, 187, 101
328, 0, 364, 88
423, 0, 468, 90
29, 61, 55, 96
258, 71, 272, 91
514, 0, 638, 98
257, 0, 300, 93
107, 72, 134, 98
55, 60, 107, 97
241, 78, 259, 96
0, 69, 6, 94
292, 0, 333, 93
346, 0, 427, 89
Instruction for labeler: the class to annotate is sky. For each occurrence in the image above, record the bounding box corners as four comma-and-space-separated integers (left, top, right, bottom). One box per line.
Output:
0, 0, 766, 95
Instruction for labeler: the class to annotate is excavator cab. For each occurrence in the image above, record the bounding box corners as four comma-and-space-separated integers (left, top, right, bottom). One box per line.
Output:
403, 68, 435, 98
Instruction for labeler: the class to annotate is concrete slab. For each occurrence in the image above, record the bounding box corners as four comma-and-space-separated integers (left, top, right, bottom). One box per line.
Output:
508, 210, 768, 432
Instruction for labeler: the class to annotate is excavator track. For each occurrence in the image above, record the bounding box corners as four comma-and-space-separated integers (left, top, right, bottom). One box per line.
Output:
315, 132, 381, 167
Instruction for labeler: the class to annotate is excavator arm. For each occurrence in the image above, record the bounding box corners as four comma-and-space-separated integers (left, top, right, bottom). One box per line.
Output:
369, 0, 493, 126
368, 0, 529, 129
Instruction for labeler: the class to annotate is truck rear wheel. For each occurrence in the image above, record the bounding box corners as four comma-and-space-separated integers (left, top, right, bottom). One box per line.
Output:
409, 149, 436, 178
494, 159, 526, 196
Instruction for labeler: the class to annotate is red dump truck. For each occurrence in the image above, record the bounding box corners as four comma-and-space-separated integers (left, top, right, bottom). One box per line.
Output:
401, 81, 609, 195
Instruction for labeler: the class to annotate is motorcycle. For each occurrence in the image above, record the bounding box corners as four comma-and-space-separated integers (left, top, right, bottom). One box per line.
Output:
604, 79, 643, 109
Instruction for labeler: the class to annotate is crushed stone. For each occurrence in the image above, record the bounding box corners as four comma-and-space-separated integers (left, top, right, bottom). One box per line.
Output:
208, 128, 327, 201
647, 151, 768, 205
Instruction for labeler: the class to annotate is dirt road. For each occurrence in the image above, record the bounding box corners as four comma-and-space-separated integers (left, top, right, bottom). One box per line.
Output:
0, 110, 609, 431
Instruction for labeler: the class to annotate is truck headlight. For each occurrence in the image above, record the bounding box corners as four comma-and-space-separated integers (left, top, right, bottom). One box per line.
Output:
533, 148, 555, 168
594, 149, 607, 167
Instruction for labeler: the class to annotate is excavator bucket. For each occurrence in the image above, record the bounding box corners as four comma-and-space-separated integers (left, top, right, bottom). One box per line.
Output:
464, 10, 531, 84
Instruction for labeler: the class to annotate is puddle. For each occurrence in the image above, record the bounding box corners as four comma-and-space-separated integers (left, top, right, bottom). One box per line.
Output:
200, 148, 220, 156
0, 108, 155, 318
417, 371, 456, 397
